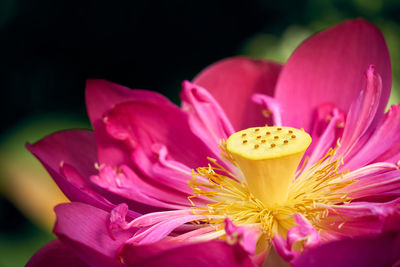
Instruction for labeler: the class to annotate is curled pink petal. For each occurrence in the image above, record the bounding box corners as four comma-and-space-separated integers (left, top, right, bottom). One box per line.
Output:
126, 209, 196, 228
131, 144, 203, 195
252, 93, 283, 126
108, 203, 129, 240
90, 164, 187, 209
345, 104, 400, 167
181, 81, 235, 152
172, 226, 217, 241
337, 65, 382, 161
126, 214, 206, 245
273, 214, 321, 262
343, 169, 400, 201
319, 199, 400, 239
343, 162, 398, 181
272, 233, 298, 261
287, 214, 321, 249
53, 202, 135, 267
306, 107, 343, 167
225, 218, 261, 255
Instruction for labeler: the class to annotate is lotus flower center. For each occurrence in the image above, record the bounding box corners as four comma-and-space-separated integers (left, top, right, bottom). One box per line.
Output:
226, 126, 312, 206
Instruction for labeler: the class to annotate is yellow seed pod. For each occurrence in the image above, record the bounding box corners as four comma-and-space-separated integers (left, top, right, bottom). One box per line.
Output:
226, 126, 312, 205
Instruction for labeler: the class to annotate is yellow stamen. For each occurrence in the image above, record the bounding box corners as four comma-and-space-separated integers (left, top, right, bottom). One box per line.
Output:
226, 126, 311, 205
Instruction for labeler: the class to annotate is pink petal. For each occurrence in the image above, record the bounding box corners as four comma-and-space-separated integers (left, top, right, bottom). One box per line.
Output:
109, 203, 129, 239
225, 218, 261, 255
53, 202, 134, 267
90, 164, 188, 209
130, 144, 203, 196
27, 239, 88, 267
27, 129, 96, 178
193, 57, 282, 130
292, 232, 400, 267
351, 104, 400, 166
306, 107, 343, 167
272, 214, 321, 262
337, 65, 383, 161
27, 130, 112, 211
344, 169, 400, 201
319, 199, 400, 239
105, 99, 216, 169
59, 162, 116, 208
126, 209, 197, 228
275, 19, 391, 131
181, 80, 235, 153
127, 214, 206, 245
376, 140, 400, 165
287, 214, 321, 249
252, 93, 283, 126
172, 226, 217, 241
121, 240, 254, 267
85, 79, 170, 167
272, 234, 298, 261
343, 162, 398, 181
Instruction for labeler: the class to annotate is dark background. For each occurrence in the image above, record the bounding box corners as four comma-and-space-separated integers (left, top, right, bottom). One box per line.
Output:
1, 0, 400, 265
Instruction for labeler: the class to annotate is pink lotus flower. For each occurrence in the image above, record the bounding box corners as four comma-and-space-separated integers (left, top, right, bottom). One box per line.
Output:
27, 19, 400, 267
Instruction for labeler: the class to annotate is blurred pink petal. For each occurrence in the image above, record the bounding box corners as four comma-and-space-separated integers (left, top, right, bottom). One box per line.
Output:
26, 239, 88, 267
120, 240, 254, 267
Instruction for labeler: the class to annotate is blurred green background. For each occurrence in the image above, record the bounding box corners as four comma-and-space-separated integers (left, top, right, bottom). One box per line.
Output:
1, 0, 400, 266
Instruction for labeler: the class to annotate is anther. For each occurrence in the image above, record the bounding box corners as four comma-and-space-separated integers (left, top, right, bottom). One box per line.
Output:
261, 139, 266, 143
242, 133, 247, 138
270, 143, 276, 148
266, 131, 271, 135
255, 129, 260, 132
257, 136, 262, 139
288, 130, 293, 134
274, 136, 279, 139
243, 140, 248, 144
291, 135, 296, 139
283, 140, 288, 144
254, 144, 259, 149
277, 128, 282, 131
